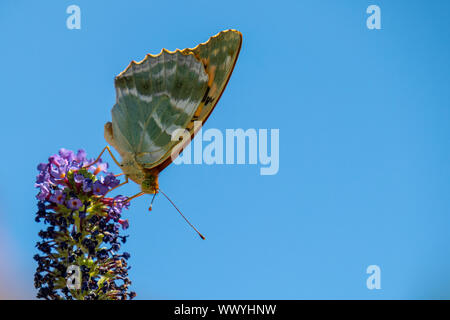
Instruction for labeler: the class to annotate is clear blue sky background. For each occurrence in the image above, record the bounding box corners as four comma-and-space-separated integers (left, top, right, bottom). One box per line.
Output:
0, 0, 449, 299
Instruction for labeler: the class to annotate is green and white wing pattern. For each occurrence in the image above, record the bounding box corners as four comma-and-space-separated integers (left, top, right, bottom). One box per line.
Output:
182, 30, 242, 129
105, 30, 242, 175
111, 51, 209, 168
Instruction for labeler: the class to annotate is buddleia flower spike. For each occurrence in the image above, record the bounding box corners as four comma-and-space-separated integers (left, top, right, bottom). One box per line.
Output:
34, 148, 136, 300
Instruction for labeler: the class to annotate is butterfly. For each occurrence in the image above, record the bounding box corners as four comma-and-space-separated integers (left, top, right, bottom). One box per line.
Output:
88, 30, 242, 238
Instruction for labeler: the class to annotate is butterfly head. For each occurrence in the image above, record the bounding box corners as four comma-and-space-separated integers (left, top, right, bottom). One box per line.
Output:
141, 172, 159, 194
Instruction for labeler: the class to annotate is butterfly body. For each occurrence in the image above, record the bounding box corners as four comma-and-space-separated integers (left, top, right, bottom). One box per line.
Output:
104, 30, 242, 194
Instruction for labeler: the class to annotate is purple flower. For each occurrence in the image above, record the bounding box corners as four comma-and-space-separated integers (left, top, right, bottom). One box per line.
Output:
67, 161, 82, 172
67, 197, 83, 210
114, 195, 130, 210
118, 219, 129, 230
103, 173, 120, 188
49, 190, 66, 205
37, 163, 48, 171
105, 195, 130, 220
59, 148, 75, 162
107, 206, 121, 220
49, 164, 67, 180
93, 181, 108, 196
74, 174, 84, 184
82, 178, 93, 192
91, 161, 108, 175
76, 149, 87, 164
36, 170, 50, 184
36, 183, 50, 201
49, 154, 68, 168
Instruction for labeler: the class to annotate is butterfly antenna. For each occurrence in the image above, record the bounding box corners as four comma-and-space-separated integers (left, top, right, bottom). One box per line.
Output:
148, 192, 157, 211
158, 188, 206, 240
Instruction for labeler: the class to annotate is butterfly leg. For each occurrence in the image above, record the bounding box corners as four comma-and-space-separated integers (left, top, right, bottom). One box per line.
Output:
84, 146, 122, 169
126, 191, 145, 203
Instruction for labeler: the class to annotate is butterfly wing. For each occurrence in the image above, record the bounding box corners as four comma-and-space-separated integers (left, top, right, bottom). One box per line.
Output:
183, 29, 242, 124
155, 29, 242, 172
107, 50, 209, 170
105, 29, 242, 174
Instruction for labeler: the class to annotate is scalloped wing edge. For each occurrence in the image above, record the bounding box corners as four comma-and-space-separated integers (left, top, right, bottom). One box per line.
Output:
115, 29, 242, 80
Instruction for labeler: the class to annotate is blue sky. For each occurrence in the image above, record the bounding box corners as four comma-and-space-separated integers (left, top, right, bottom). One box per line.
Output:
0, 0, 449, 299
